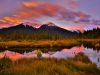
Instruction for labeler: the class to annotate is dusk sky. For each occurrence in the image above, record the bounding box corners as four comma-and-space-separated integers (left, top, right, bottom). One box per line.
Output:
0, 0, 100, 31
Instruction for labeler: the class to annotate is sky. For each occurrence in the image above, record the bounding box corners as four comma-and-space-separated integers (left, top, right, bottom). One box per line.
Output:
0, 0, 100, 32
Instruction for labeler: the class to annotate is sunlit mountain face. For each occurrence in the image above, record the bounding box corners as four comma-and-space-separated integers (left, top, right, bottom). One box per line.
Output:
0, 0, 100, 32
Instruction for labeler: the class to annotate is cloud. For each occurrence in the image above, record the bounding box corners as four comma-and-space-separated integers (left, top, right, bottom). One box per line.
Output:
0, 1, 81, 26
18, 1, 88, 21
20, 1, 39, 8
0, 0, 94, 31
58, 0, 79, 10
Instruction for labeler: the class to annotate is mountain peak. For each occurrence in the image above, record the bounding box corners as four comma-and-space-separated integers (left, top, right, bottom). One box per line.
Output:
43, 22, 56, 26
17, 22, 57, 28
22, 22, 41, 28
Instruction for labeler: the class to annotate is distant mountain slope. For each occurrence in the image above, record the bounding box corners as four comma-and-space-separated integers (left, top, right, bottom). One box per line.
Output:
0, 23, 78, 40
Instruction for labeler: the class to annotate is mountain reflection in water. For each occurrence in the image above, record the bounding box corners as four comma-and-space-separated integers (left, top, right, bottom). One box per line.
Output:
0, 45, 100, 68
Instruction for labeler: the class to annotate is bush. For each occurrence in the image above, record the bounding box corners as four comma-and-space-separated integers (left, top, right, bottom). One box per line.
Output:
36, 50, 42, 59
0, 57, 13, 70
73, 53, 91, 63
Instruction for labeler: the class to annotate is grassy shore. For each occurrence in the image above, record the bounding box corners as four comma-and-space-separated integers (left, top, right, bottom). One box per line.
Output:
79, 39, 100, 47
0, 53, 100, 75
0, 39, 100, 51
0, 39, 81, 49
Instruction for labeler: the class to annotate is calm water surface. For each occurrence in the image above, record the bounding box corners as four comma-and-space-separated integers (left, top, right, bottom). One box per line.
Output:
0, 45, 100, 68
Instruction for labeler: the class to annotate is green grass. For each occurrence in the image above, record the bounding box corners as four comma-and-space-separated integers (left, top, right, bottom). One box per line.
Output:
0, 53, 100, 75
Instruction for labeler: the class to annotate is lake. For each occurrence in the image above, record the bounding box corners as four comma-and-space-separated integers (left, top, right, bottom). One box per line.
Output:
0, 45, 100, 69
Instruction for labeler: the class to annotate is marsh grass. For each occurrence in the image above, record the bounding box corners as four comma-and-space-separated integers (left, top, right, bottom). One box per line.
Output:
0, 40, 80, 48
0, 53, 100, 75
79, 39, 100, 50
0, 57, 13, 71
0, 39, 100, 48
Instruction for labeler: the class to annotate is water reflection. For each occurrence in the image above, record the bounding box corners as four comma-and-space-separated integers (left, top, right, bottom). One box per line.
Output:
83, 48, 100, 68
0, 45, 100, 68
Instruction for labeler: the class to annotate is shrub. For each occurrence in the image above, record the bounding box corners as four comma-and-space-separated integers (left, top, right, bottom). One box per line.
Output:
0, 57, 13, 70
36, 50, 42, 59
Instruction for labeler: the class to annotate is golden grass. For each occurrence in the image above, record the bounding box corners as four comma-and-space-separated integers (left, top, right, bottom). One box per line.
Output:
79, 39, 100, 48
0, 53, 100, 75
0, 39, 81, 48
